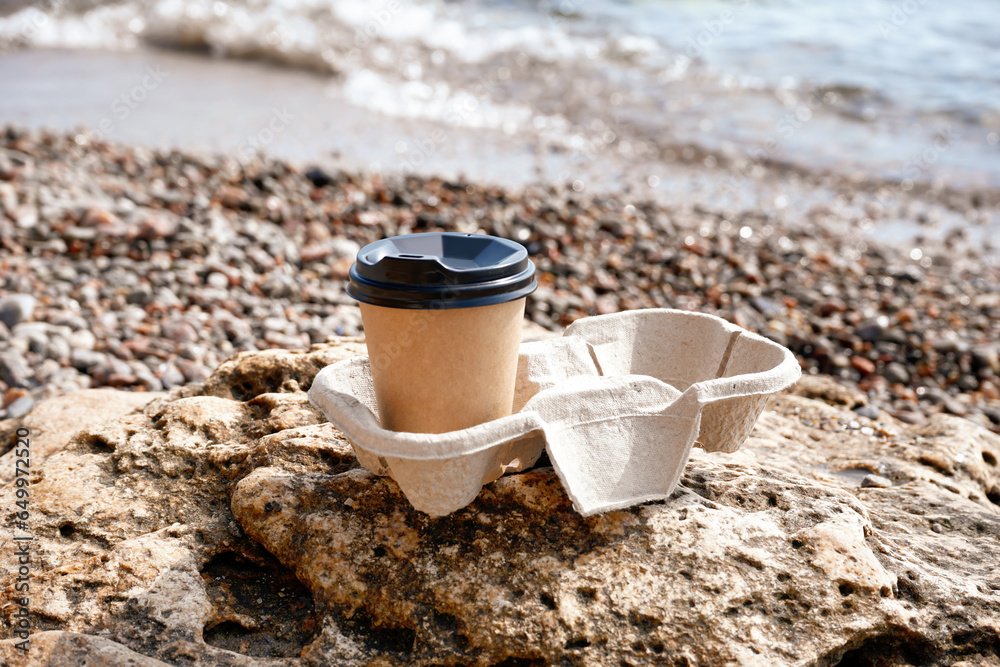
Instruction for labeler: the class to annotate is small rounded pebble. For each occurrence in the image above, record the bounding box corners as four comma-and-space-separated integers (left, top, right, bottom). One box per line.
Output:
0, 294, 36, 329
861, 474, 893, 489
4, 394, 35, 419
853, 405, 880, 420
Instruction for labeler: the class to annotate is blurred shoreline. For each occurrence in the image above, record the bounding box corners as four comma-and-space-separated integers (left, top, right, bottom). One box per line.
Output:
2, 0, 999, 187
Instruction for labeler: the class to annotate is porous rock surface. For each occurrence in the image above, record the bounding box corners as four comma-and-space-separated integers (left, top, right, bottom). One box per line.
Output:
0, 388, 165, 483
0, 340, 998, 666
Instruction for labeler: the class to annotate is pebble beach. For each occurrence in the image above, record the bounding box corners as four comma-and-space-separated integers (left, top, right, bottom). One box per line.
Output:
1, 125, 998, 434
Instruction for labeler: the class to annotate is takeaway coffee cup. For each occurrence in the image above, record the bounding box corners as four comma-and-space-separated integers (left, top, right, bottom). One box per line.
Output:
347, 232, 537, 434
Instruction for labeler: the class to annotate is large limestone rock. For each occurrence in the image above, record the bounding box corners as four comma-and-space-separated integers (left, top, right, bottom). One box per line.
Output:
1, 339, 998, 666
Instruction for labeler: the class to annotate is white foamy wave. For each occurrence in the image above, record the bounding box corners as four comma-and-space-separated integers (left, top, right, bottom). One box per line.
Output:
0, 3, 142, 50
0, 0, 618, 71
343, 68, 571, 137
140, 0, 351, 71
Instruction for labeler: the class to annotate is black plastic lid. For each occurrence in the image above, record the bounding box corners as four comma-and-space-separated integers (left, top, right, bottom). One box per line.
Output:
347, 233, 537, 310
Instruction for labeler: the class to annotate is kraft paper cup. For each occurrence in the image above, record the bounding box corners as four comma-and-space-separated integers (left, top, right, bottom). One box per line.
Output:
348, 233, 537, 434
